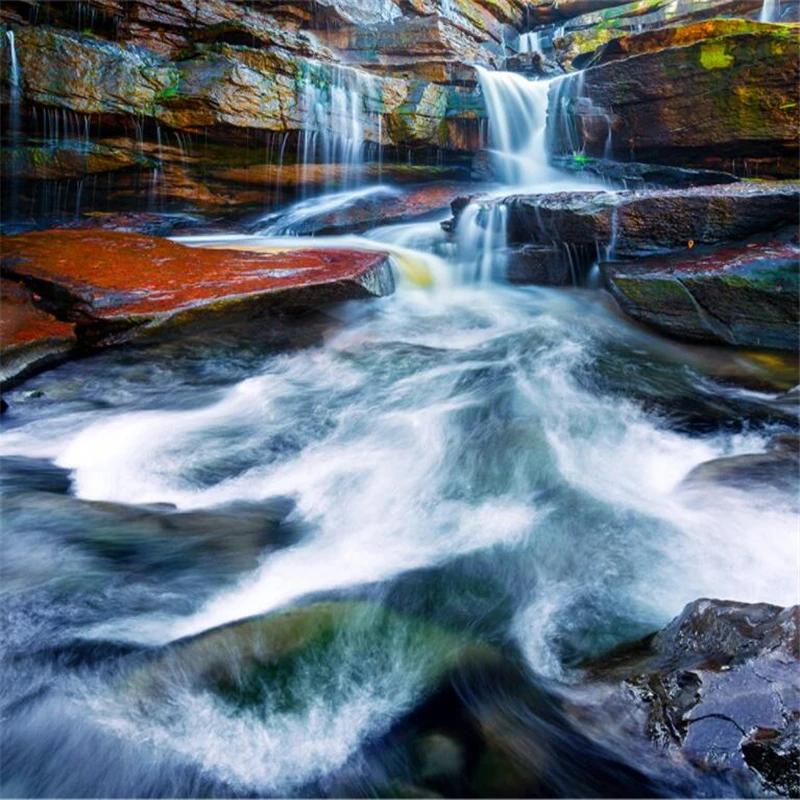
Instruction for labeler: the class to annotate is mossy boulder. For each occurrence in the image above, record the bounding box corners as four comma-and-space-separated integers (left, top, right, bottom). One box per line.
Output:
128, 600, 498, 710
601, 240, 800, 350
548, 29, 800, 176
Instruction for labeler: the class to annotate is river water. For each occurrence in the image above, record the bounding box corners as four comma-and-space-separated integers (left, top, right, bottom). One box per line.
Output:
1, 72, 798, 798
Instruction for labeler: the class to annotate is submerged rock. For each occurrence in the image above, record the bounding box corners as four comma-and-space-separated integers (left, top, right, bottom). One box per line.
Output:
1, 230, 395, 350
570, 599, 800, 797
601, 240, 800, 350
680, 435, 799, 497
0, 278, 77, 389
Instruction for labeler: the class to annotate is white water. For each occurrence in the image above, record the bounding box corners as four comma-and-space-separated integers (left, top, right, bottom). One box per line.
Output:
3, 286, 797, 662
760, 0, 781, 21
475, 66, 562, 186
458, 68, 605, 282
254, 185, 400, 236
518, 31, 542, 55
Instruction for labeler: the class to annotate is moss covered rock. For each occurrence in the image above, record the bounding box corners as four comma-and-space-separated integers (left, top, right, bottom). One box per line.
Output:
601, 240, 800, 350
548, 29, 800, 176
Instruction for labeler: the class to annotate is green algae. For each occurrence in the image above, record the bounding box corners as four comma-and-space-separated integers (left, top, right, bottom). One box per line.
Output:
700, 41, 734, 69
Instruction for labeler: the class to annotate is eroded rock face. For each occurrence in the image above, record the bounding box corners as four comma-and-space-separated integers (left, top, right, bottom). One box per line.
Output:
601, 240, 800, 350
0, 230, 395, 346
570, 599, 800, 797
0, 0, 510, 154
548, 28, 800, 176
550, 0, 768, 70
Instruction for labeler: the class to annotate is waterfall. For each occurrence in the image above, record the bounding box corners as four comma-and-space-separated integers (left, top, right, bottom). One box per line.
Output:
5, 29, 21, 222
474, 66, 560, 186
297, 63, 382, 195
518, 31, 542, 54
455, 68, 561, 283
760, 0, 780, 21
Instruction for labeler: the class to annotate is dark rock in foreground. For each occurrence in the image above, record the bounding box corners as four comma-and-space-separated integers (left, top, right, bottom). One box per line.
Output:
601, 240, 800, 350
570, 599, 800, 797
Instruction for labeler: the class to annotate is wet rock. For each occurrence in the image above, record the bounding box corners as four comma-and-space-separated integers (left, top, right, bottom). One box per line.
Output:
552, 0, 767, 70
572, 599, 800, 797
582, 18, 790, 68
464, 182, 800, 256
0, 278, 77, 389
505, 49, 564, 78
505, 243, 592, 286
261, 182, 482, 237
0, 143, 151, 180
549, 156, 738, 189
1, 230, 395, 348
601, 240, 800, 351
1, 490, 302, 576
126, 600, 498, 712
549, 28, 800, 177
680, 440, 799, 496
56, 211, 202, 237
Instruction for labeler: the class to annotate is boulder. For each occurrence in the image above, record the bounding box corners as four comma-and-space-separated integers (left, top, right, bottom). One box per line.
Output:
600, 240, 800, 351
0, 488, 301, 576
0, 230, 395, 346
680, 432, 799, 498
572, 599, 800, 797
548, 28, 800, 177
0, 278, 77, 389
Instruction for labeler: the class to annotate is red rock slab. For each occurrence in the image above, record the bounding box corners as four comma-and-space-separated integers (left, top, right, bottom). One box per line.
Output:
0, 230, 395, 333
1, 278, 77, 389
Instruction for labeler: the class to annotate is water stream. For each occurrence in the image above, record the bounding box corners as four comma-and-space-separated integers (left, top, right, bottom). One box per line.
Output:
0, 57, 797, 799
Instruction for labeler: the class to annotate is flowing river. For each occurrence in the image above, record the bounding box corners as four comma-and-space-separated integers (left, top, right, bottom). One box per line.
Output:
1, 70, 798, 798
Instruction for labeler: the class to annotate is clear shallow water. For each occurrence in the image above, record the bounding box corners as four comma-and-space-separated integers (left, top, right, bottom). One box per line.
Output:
1, 270, 797, 796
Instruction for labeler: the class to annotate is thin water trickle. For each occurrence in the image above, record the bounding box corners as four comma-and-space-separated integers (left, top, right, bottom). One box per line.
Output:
5, 29, 21, 220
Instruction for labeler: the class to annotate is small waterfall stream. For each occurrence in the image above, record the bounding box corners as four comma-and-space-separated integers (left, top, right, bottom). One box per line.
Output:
456, 67, 603, 283
760, 0, 781, 21
5, 30, 21, 220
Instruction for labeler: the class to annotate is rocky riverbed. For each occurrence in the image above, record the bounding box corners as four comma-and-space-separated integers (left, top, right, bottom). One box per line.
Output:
1, 0, 798, 797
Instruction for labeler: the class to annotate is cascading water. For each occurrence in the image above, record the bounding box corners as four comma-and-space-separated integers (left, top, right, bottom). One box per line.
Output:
456, 67, 603, 283
5, 29, 21, 221
1, 11, 797, 798
297, 63, 383, 194
760, 0, 781, 20
518, 31, 542, 54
